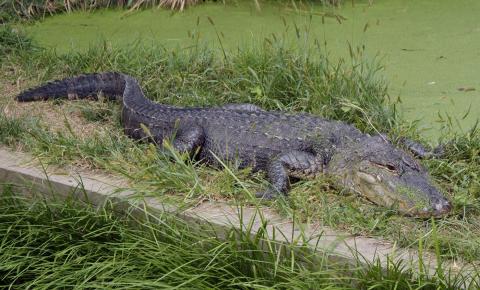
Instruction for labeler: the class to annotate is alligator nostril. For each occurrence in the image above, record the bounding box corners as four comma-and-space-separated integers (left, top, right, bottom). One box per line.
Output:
443, 201, 452, 212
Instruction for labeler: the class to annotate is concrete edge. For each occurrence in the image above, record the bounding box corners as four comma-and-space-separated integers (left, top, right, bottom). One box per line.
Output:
0, 147, 476, 281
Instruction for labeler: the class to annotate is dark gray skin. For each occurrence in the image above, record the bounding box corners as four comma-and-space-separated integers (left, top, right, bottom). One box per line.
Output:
16, 72, 452, 217
399, 137, 446, 159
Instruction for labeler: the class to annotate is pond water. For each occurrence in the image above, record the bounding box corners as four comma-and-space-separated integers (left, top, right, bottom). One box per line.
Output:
24, 0, 480, 140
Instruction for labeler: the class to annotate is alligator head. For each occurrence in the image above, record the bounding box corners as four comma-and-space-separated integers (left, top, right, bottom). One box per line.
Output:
327, 135, 451, 217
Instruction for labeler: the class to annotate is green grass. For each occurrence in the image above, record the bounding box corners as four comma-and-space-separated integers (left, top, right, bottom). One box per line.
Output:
1, 187, 476, 289
0, 25, 37, 60
0, 22, 479, 272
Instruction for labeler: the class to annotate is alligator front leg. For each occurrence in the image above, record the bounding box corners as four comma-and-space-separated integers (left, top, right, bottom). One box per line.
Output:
256, 151, 323, 199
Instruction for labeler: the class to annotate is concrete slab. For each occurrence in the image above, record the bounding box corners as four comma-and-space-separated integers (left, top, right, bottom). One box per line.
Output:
0, 146, 476, 283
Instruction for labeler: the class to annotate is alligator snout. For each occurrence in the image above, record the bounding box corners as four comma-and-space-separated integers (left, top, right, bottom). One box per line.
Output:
348, 160, 453, 218
397, 172, 452, 218
416, 200, 451, 218
431, 198, 452, 217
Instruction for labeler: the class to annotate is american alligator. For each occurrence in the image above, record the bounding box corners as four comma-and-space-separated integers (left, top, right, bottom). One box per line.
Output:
16, 72, 452, 217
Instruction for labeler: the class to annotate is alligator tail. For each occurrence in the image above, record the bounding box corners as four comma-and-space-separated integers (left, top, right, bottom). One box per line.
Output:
16, 72, 126, 102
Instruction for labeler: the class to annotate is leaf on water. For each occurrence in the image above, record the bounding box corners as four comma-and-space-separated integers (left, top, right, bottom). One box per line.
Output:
207, 16, 215, 26
335, 14, 343, 24
363, 22, 369, 33
457, 87, 476, 92
294, 22, 300, 39
462, 104, 472, 120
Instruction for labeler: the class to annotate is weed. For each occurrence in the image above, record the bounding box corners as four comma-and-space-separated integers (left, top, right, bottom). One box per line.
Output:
0, 25, 37, 59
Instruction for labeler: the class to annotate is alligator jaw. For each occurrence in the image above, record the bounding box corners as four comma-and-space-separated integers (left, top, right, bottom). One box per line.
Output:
327, 135, 452, 218
352, 169, 451, 218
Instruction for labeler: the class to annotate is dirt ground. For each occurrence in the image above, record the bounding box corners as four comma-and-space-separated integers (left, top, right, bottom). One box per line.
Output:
0, 75, 123, 179
1, 76, 114, 140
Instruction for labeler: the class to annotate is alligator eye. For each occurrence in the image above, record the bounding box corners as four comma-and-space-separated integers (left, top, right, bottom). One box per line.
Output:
372, 162, 397, 172
384, 164, 397, 171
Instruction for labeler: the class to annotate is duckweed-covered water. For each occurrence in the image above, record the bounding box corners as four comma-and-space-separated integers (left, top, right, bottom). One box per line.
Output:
25, 0, 480, 139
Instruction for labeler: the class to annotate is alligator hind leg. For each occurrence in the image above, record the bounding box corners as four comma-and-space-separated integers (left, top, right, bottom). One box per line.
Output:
399, 137, 445, 159
161, 125, 205, 157
256, 151, 323, 199
377, 133, 445, 159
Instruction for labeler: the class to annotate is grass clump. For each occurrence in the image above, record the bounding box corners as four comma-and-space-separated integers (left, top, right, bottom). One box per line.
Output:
0, 25, 37, 59
0, 114, 29, 145
1, 188, 475, 289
